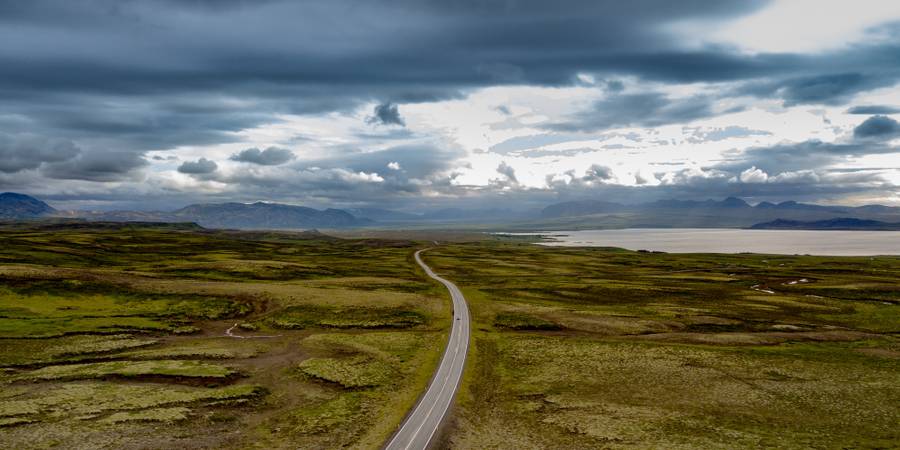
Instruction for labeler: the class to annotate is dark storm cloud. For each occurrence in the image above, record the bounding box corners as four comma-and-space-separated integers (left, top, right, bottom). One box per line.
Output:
548, 92, 719, 132
583, 164, 614, 181
41, 150, 148, 181
230, 147, 295, 165
5, 94, 281, 150
0, 0, 784, 126
604, 80, 626, 93
0, 0, 752, 101
0, 1, 896, 129
854, 115, 900, 139
735, 39, 900, 105
0, 0, 894, 148
0, 133, 81, 173
777, 73, 889, 106
847, 105, 900, 115
2, 0, 900, 208
367, 103, 405, 127
714, 139, 898, 175
177, 157, 218, 174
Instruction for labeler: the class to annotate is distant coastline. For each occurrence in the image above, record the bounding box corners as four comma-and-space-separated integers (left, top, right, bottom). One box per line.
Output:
535, 228, 900, 256
749, 218, 900, 231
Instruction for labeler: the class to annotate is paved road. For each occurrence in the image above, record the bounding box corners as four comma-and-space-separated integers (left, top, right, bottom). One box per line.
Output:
385, 249, 470, 450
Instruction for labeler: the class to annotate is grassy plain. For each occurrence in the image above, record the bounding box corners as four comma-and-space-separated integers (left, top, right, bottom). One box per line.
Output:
2, 222, 898, 449
0, 223, 447, 449
425, 243, 900, 449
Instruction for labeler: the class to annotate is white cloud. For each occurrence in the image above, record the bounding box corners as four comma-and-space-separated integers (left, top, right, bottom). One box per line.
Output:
739, 166, 769, 183
348, 171, 384, 183
34, 79, 898, 207
575, 73, 596, 85
770, 170, 820, 184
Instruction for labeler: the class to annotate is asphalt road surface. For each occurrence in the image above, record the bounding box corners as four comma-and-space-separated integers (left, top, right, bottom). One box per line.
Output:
384, 249, 470, 450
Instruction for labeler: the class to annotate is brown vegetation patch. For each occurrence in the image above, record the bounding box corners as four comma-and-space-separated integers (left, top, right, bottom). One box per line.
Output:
551, 312, 678, 335
633, 330, 877, 346
856, 348, 900, 359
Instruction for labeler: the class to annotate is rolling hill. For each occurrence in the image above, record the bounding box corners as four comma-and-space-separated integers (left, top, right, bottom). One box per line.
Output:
0, 192, 56, 219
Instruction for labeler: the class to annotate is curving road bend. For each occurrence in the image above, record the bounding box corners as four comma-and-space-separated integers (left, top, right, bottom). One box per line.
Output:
385, 249, 470, 450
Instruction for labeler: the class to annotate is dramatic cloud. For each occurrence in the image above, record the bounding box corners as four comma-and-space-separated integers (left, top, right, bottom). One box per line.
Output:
178, 158, 218, 175
854, 115, 900, 139
0, 134, 81, 173
779, 73, 886, 106
583, 165, 615, 182
41, 151, 147, 182
549, 92, 719, 132
1, 0, 899, 209
847, 105, 900, 115
367, 103, 405, 127
739, 166, 769, 183
230, 147, 295, 165
717, 140, 898, 175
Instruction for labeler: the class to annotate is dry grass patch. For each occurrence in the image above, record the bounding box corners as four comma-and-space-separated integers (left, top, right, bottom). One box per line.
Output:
550, 311, 675, 335
10, 360, 236, 383
99, 406, 191, 424
456, 334, 900, 448
0, 382, 263, 421
298, 356, 396, 388
633, 330, 877, 346
0, 334, 157, 367
302, 331, 430, 362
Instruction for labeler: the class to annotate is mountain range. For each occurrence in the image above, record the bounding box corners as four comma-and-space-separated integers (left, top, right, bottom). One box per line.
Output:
749, 218, 900, 231
540, 197, 869, 218
1, 193, 369, 229
4, 192, 900, 230
79, 202, 371, 229
532, 197, 900, 230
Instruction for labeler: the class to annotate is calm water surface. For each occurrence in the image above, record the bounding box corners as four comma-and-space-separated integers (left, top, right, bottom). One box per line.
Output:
537, 228, 900, 256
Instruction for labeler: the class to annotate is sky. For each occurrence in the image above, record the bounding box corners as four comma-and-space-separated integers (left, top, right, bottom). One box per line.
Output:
1, 0, 900, 212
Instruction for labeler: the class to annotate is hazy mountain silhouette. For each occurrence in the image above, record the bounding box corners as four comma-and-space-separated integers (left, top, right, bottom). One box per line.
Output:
0, 192, 56, 219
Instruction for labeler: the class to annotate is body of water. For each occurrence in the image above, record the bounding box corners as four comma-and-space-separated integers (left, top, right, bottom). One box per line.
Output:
536, 228, 900, 256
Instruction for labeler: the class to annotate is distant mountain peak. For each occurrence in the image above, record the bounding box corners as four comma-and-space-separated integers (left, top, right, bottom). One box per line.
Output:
721, 197, 750, 207
171, 201, 367, 229
0, 192, 56, 218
